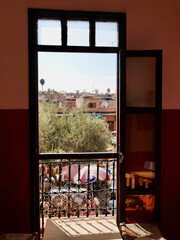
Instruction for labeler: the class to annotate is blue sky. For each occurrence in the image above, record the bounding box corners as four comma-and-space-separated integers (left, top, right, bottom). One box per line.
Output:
38, 52, 117, 93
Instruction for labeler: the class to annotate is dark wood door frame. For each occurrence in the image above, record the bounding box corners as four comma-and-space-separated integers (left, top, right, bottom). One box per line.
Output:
119, 50, 162, 224
28, 8, 126, 235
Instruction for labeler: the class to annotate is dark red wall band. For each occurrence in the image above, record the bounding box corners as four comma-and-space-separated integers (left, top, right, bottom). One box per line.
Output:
0, 110, 31, 233
161, 109, 180, 240
0, 109, 179, 239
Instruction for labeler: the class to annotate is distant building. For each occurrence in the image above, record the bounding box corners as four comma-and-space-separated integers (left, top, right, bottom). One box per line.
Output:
59, 98, 76, 111
57, 91, 116, 131
39, 90, 116, 131
38, 92, 65, 102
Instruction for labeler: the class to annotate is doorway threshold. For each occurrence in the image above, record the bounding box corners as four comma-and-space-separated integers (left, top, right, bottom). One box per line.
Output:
43, 216, 122, 240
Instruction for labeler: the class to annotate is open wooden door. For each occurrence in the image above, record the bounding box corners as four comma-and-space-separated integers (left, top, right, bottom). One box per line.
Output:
119, 50, 162, 225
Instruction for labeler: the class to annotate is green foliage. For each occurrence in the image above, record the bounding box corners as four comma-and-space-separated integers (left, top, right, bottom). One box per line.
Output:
39, 101, 112, 153
40, 79, 45, 85
39, 101, 62, 152
107, 88, 111, 94
47, 88, 59, 94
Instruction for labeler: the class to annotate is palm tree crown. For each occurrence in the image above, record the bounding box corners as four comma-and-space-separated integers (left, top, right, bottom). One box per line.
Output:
40, 79, 45, 92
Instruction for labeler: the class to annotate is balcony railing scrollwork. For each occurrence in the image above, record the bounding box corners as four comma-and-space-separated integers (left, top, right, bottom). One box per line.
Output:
39, 158, 117, 234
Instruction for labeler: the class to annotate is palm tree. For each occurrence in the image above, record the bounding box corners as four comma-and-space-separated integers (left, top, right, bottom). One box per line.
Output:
40, 79, 45, 92
107, 88, 111, 94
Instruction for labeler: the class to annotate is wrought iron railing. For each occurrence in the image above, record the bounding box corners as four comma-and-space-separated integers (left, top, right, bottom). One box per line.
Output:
39, 158, 117, 234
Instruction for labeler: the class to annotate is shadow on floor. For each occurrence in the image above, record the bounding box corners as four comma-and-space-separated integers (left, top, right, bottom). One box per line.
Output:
43, 216, 122, 240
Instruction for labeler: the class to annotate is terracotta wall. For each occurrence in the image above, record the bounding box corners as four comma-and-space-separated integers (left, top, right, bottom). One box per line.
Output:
0, 0, 180, 239
0, 0, 180, 110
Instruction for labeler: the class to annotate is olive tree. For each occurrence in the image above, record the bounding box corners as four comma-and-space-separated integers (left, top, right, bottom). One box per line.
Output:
39, 101, 112, 153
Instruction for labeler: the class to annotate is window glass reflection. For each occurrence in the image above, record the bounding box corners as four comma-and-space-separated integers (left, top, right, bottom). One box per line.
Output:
96, 22, 118, 47
38, 19, 61, 45
67, 21, 90, 46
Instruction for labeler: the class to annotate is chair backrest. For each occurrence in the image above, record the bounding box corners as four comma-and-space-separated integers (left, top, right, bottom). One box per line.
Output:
0, 233, 38, 240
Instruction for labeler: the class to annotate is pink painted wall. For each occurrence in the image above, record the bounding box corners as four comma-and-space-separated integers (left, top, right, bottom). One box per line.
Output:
0, 0, 180, 109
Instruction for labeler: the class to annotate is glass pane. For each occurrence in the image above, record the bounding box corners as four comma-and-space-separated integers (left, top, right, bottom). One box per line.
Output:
125, 113, 155, 190
39, 158, 116, 222
67, 21, 90, 46
126, 57, 156, 107
38, 52, 117, 153
125, 195, 155, 223
96, 22, 118, 47
38, 19, 61, 45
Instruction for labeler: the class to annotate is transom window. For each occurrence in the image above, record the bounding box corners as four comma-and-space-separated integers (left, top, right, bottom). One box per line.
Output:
36, 13, 124, 48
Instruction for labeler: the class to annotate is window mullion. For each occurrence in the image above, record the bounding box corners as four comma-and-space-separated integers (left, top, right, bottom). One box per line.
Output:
61, 18, 67, 47
90, 19, 95, 47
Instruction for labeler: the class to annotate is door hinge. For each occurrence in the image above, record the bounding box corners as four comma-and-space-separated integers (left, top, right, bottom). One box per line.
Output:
119, 152, 124, 164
